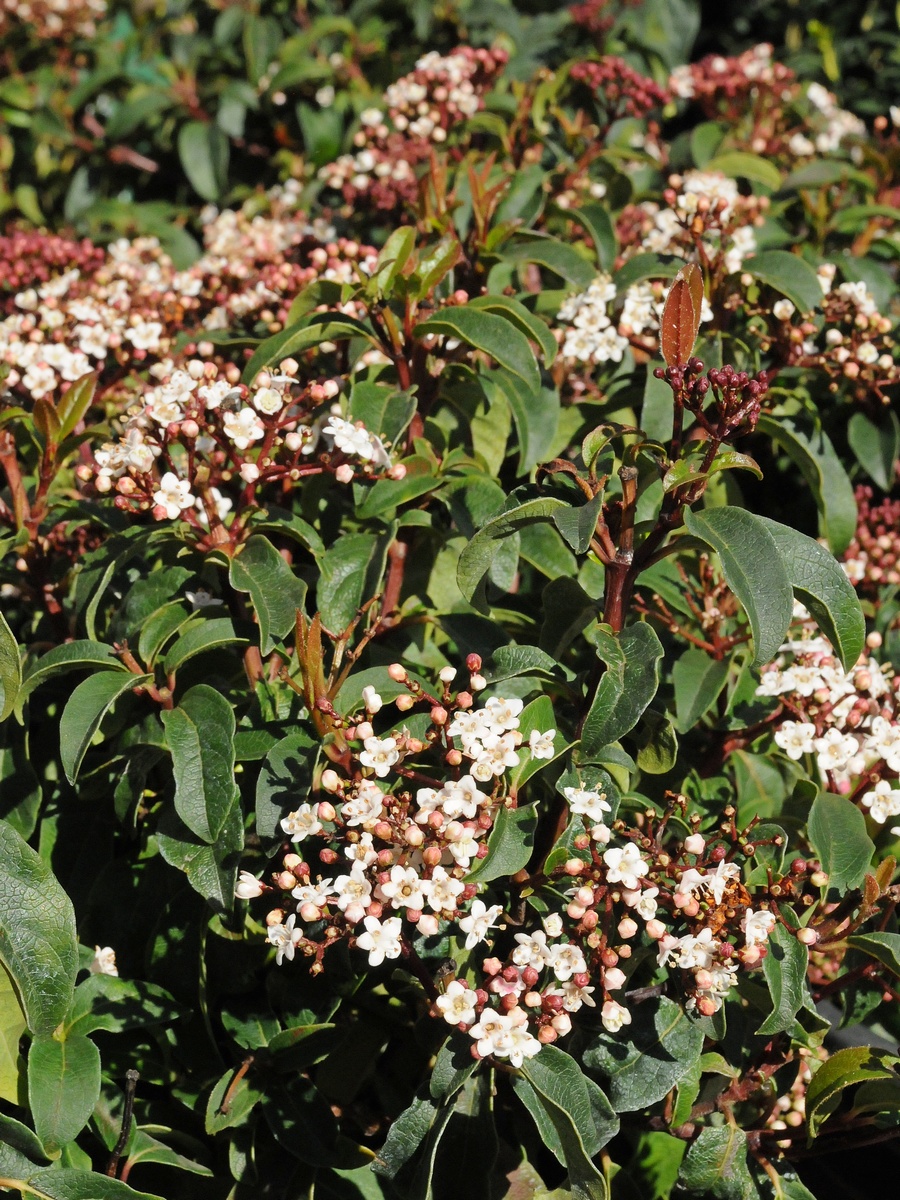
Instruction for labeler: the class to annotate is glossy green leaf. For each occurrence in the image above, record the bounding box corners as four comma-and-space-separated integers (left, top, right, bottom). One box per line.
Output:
371, 226, 416, 294
580, 623, 664, 758
468, 295, 557, 365
0, 1169, 162, 1199
808, 792, 874, 891
156, 796, 243, 914
59, 671, 148, 785
518, 1046, 618, 1158
17, 640, 126, 712
614, 253, 681, 297
229, 535, 307, 654
757, 414, 857, 555
633, 708, 679, 774
677, 1127, 756, 1200
318, 529, 392, 633
848, 410, 900, 491
414, 306, 541, 395
846, 932, 900, 979
348, 380, 417, 446
683, 506, 793, 666
430, 1034, 478, 1103
64, 974, 184, 1038
672, 648, 730, 732
0, 962, 25, 1104
163, 617, 248, 673
582, 997, 704, 1111
28, 1034, 100, 1156
0, 612, 21, 724
566, 204, 617, 271
255, 730, 316, 839
0, 822, 78, 1036
552, 493, 604, 555
758, 922, 809, 1035
663, 448, 762, 493
457, 498, 566, 609
242, 314, 378, 386
161, 684, 240, 844
745, 251, 823, 313
465, 803, 537, 882
56, 372, 98, 442
502, 237, 596, 289
806, 1046, 900, 1138
758, 517, 864, 670
705, 151, 782, 190
205, 1066, 265, 1134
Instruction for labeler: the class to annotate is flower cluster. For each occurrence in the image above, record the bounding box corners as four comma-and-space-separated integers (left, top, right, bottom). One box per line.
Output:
669, 44, 796, 124
760, 622, 900, 825
0, 0, 106, 39
842, 487, 900, 592
318, 47, 507, 210
616, 170, 767, 279
569, 58, 670, 124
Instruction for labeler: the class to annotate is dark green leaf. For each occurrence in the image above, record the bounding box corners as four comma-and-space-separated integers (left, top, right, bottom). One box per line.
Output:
758, 518, 864, 671
59, 671, 148, 785
17, 641, 126, 711
56, 373, 98, 442
0, 822, 78, 1036
580, 623, 664, 758
430, 1034, 478, 1102
414, 306, 541, 395
161, 685, 240, 844
318, 530, 393, 633
806, 1046, 900, 1138
465, 803, 537, 882
0, 612, 21, 724
468, 295, 557, 365
745, 251, 822, 313
163, 617, 248, 673
255, 730, 315, 840
566, 204, 617, 271
518, 1046, 618, 1157
808, 792, 874, 891
848, 410, 900, 492
177, 120, 229, 202
683, 506, 793, 666
758, 922, 809, 1035
552, 493, 604, 555
672, 648, 730, 733
156, 796, 243, 913
371, 227, 416, 294
502, 237, 596, 289
846, 932, 900, 979
242, 314, 377, 386
704, 152, 782, 190
677, 1127, 756, 1200
229, 535, 306, 655
348, 381, 417, 446
582, 997, 704, 1111
64, 975, 183, 1037
205, 1066, 264, 1134
458, 498, 567, 610
28, 1034, 100, 1155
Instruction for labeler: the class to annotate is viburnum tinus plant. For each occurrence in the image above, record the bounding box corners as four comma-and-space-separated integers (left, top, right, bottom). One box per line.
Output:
2, 6, 900, 1199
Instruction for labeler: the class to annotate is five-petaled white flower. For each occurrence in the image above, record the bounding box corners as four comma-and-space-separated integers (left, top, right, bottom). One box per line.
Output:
458, 899, 503, 949
435, 980, 477, 1026
153, 472, 194, 519
355, 915, 403, 966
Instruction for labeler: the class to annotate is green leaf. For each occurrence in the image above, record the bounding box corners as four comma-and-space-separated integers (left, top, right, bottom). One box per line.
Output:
372, 1092, 438, 1179
17, 641, 126, 712
177, 120, 229, 201
430, 1034, 478, 1103
2, 1170, 162, 1199
848, 410, 900, 491
458, 498, 567, 609
704, 151, 782, 190
255, 730, 315, 840
0, 612, 21, 724
846, 932, 900, 978
318, 529, 393, 633
0, 961, 25, 1104
806, 1046, 900, 1138
414, 306, 541, 395
758, 922, 809, 1035
156, 796, 243, 914
552, 493, 604, 555
56, 372, 98, 443
468, 295, 557, 365
348, 381, 417, 446
583, 997, 703, 1112
489, 372, 560, 475
677, 1127, 756, 1200
508, 696, 568, 790
0, 822, 78, 1036
614, 253, 681, 297
502, 237, 596, 289
683, 506, 793, 667
663, 447, 762, 493
371, 226, 416, 294
566, 204, 617, 271
229, 535, 307, 654
28, 1034, 100, 1156
163, 617, 248, 673
808, 792, 874, 891
518, 1046, 618, 1158
161, 684, 240, 844
485, 645, 565, 687
518, 1050, 609, 1200
465, 803, 537, 882
59, 671, 148, 785
242, 314, 378, 386
756, 414, 857, 555
580, 623, 664, 758
758, 518, 864, 671
672, 648, 730, 733
206, 1066, 264, 1134
64, 974, 184, 1038
633, 708, 679, 774
745, 251, 823, 313
124, 1130, 213, 1178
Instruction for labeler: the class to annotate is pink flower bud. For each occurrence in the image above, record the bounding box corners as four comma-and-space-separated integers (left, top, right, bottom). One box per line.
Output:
389, 464, 407, 480
604, 967, 626, 991
317, 801, 336, 822
430, 706, 448, 725
265, 909, 285, 926
797, 927, 818, 946
388, 663, 407, 681
445, 748, 462, 766
283, 853, 302, 871
564, 858, 585, 876
618, 917, 638, 940
275, 871, 298, 890
321, 769, 342, 793
405, 826, 424, 847
299, 902, 321, 921
567, 903, 586, 920
240, 463, 260, 483
417, 914, 439, 936
575, 886, 594, 907
344, 903, 366, 925
396, 694, 415, 711
524, 990, 543, 1007
335, 464, 354, 483
684, 833, 706, 855
646, 919, 666, 940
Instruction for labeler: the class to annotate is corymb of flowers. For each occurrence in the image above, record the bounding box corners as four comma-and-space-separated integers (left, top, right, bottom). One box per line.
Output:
237, 655, 794, 1065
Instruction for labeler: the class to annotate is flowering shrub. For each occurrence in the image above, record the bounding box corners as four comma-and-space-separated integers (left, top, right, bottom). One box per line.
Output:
1, 4, 900, 1200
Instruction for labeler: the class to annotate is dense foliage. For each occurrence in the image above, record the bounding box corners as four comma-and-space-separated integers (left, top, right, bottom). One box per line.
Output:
2, 2, 900, 1198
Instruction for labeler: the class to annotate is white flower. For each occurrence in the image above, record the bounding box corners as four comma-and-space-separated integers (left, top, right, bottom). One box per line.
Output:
253, 386, 285, 414
601, 1000, 631, 1033
292, 877, 335, 906
362, 685, 383, 714
268, 914, 303, 965
340, 780, 385, 827
469, 1009, 511, 1058
435, 980, 477, 1026
458, 899, 503, 949
603, 844, 648, 890
359, 736, 400, 778
548, 942, 587, 982
379, 865, 430, 911
774, 721, 817, 761
773, 298, 795, 321
529, 729, 556, 760
869, 716, 900, 772
543, 913, 563, 938
324, 415, 376, 460
558, 980, 596, 1010
814, 728, 859, 773
426, 865, 465, 913
504, 1024, 542, 1068
185, 588, 223, 610
704, 860, 742, 905
235, 871, 264, 899
564, 787, 611, 822
223, 406, 265, 449
861, 780, 900, 824
332, 863, 373, 913
90, 946, 118, 977
743, 908, 776, 948
355, 915, 404, 966
281, 804, 323, 841
512, 930, 553, 970
152, 472, 195, 520
444, 822, 480, 867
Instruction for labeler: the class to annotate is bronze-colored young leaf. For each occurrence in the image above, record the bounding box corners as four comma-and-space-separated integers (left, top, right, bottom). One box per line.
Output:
661, 263, 703, 368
